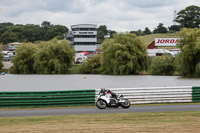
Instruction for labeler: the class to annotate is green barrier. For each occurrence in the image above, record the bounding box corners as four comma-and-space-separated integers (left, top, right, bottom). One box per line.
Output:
192, 87, 200, 102
0, 90, 96, 108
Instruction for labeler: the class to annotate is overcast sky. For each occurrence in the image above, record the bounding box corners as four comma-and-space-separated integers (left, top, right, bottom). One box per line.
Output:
0, 0, 199, 32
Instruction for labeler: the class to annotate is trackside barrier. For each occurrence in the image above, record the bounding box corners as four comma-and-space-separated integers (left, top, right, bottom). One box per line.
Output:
95, 86, 200, 104
0, 86, 199, 108
192, 86, 200, 102
0, 90, 96, 108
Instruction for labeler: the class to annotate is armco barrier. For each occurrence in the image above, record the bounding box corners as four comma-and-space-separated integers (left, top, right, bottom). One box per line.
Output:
0, 90, 96, 108
192, 86, 200, 102
96, 86, 199, 104
0, 86, 199, 108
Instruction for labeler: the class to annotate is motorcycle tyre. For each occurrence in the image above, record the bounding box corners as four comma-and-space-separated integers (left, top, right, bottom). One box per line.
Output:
96, 100, 107, 109
120, 99, 131, 109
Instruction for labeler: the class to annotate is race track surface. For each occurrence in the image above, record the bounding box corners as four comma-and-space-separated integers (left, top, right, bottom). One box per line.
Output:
0, 104, 200, 117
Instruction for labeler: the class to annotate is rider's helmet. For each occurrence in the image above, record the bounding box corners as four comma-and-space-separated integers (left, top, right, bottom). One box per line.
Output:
100, 88, 105, 92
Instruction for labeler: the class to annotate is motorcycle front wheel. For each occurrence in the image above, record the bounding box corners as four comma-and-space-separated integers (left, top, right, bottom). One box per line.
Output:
120, 99, 131, 108
96, 100, 107, 109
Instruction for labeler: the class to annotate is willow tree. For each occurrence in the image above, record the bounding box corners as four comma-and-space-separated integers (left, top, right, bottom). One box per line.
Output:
34, 39, 75, 74
176, 28, 200, 77
10, 43, 36, 74
102, 33, 148, 75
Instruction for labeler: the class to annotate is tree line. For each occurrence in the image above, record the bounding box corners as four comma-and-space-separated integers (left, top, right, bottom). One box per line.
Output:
0, 28, 200, 77
0, 21, 69, 44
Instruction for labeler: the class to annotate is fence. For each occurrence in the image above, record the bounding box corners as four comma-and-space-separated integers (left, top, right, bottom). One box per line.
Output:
0, 86, 199, 108
0, 90, 95, 108
96, 86, 200, 104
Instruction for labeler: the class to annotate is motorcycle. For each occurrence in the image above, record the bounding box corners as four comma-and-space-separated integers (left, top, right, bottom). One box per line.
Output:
96, 90, 131, 109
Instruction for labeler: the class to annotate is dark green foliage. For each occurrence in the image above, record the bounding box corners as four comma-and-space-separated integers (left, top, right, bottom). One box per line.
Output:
175, 28, 200, 77
153, 23, 168, 34
97, 25, 109, 43
150, 54, 175, 75
168, 25, 181, 32
109, 30, 117, 38
143, 27, 152, 35
34, 39, 75, 74
0, 21, 68, 44
175, 5, 200, 28
10, 43, 36, 74
102, 33, 148, 75
79, 54, 103, 74
130, 29, 142, 36
0, 31, 18, 44
22, 24, 45, 42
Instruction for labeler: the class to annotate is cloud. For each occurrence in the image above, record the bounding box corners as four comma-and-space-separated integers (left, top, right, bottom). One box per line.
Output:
0, 0, 200, 32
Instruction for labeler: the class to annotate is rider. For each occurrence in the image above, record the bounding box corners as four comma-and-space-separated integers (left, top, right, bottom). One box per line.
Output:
99, 88, 117, 99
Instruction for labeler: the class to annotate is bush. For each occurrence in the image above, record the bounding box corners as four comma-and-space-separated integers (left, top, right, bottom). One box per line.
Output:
79, 54, 103, 74
150, 54, 175, 75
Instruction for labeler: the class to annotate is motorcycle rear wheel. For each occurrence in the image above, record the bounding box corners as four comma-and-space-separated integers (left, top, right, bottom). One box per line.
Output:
96, 100, 107, 109
120, 99, 131, 108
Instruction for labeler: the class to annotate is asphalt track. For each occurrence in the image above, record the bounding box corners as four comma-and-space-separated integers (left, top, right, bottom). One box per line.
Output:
0, 104, 200, 117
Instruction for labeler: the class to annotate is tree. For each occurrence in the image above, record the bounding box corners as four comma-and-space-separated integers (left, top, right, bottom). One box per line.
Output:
102, 33, 149, 75
97, 25, 108, 35
150, 54, 175, 75
130, 29, 142, 36
153, 23, 168, 34
34, 39, 75, 74
22, 24, 45, 42
143, 27, 152, 35
0, 22, 14, 35
97, 25, 108, 43
175, 5, 200, 28
44, 25, 68, 40
109, 30, 117, 38
41, 21, 51, 31
0, 31, 18, 44
10, 43, 37, 74
175, 28, 200, 77
10, 25, 25, 42
79, 54, 103, 74
168, 25, 181, 32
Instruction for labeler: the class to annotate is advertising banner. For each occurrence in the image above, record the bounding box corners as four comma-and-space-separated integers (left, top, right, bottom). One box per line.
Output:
155, 38, 180, 46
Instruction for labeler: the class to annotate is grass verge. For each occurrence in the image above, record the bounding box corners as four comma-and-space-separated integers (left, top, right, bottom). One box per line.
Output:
0, 111, 200, 133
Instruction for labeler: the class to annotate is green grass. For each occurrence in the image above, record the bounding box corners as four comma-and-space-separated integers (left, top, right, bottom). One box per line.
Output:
0, 111, 200, 132
140, 33, 179, 47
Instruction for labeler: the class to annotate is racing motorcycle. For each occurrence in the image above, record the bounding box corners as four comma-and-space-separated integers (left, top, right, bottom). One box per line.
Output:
96, 89, 131, 109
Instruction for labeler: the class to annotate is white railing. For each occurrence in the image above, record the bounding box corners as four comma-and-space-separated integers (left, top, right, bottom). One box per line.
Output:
96, 86, 193, 104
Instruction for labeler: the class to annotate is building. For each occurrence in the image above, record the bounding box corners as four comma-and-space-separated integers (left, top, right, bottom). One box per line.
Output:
66, 24, 97, 54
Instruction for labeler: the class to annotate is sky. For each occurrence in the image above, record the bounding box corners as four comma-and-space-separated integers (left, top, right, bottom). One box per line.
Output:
0, 0, 199, 32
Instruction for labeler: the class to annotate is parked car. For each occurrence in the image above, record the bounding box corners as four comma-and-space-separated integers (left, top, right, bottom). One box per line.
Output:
4, 55, 10, 61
